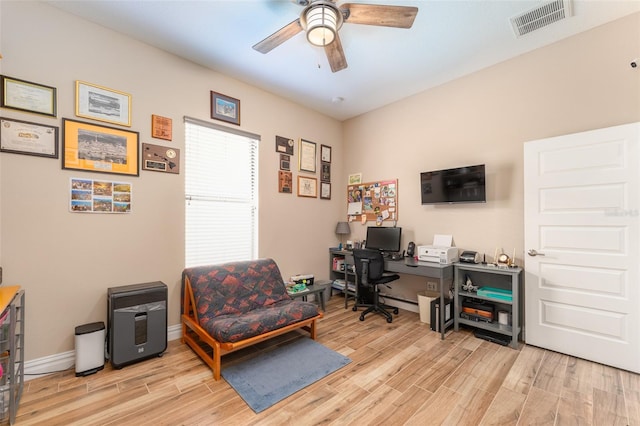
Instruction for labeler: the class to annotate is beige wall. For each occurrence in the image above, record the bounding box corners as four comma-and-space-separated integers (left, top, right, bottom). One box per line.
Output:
1, 1, 639, 363
343, 11, 640, 267
0, 1, 343, 361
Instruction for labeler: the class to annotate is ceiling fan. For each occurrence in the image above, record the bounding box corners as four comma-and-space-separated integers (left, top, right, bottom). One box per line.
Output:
252, 0, 418, 73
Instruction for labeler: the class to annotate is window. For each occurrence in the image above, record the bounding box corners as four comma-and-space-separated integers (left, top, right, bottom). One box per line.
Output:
185, 117, 259, 267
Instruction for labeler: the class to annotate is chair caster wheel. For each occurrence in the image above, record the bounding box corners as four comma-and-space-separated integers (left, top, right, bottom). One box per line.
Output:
393, 308, 399, 314
359, 315, 365, 321
352, 306, 358, 311
386, 317, 393, 323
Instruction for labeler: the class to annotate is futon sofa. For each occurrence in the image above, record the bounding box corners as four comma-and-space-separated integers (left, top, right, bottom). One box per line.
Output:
181, 258, 323, 380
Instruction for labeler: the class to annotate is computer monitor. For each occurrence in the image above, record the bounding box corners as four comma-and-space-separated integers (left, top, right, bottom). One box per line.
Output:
365, 227, 402, 255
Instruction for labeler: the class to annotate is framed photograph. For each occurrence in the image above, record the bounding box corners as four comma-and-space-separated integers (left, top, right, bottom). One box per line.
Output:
62, 118, 139, 176
280, 154, 290, 171
321, 144, 332, 163
211, 91, 240, 125
297, 175, 317, 198
76, 81, 131, 127
0, 117, 58, 158
348, 173, 362, 185
321, 162, 331, 182
1, 75, 57, 117
321, 182, 331, 200
276, 135, 294, 155
299, 138, 316, 173
151, 114, 172, 140
279, 170, 292, 193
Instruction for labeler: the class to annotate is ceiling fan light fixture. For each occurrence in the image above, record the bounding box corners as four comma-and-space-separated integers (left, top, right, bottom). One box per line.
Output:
302, 2, 342, 47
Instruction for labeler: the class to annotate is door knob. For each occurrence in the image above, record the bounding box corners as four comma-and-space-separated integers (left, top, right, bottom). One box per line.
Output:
527, 249, 545, 256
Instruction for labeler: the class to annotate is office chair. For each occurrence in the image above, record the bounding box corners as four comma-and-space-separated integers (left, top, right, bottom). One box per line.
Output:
352, 249, 400, 323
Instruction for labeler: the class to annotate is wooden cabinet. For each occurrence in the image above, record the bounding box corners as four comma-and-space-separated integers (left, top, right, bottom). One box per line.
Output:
454, 263, 522, 348
0, 287, 24, 425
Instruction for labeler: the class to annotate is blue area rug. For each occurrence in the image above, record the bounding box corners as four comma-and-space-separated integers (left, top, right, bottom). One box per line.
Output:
221, 338, 351, 413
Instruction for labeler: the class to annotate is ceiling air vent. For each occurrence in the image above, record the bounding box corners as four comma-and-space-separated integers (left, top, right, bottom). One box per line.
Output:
510, 0, 572, 37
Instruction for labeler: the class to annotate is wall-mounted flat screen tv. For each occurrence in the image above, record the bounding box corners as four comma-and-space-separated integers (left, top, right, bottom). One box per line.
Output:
420, 164, 486, 204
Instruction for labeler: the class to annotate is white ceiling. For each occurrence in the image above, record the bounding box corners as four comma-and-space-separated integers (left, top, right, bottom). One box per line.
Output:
46, 0, 640, 121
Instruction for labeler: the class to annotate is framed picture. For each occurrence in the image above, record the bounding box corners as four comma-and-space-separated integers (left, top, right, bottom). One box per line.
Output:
279, 170, 292, 193
321, 182, 331, 200
151, 114, 172, 140
321, 144, 332, 163
299, 138, 316, 173
348, 173, 362, 185
0, 117, 58, 158
321, 162, 331, 182
76, 81, 131, 127
280, 154, 290, 171
1, 75, 57, 117
211, 91, 240, 125
297, 175, 317, 198
276, 135, 294, 155
62, 118, 139, 176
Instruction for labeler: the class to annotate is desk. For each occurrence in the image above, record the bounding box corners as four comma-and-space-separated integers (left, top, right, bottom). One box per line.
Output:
384, 258, 454, 340
330, 249, 454, 340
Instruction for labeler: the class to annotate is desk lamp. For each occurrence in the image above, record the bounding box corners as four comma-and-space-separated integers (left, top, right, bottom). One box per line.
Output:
335, 221, 350, 250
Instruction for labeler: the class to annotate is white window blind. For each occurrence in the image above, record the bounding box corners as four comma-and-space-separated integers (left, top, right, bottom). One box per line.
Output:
184, 117, 259, 267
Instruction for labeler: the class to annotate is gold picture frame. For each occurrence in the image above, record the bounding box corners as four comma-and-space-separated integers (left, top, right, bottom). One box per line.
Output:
76, 81, 131, 127
62, 118, 139, 176
297, 175, 317, 198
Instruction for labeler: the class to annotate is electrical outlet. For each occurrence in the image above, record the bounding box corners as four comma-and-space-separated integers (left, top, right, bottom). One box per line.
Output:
426, 281, 438, 292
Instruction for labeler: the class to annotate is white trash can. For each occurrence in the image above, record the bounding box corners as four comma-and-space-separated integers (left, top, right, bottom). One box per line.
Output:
417, 292, 434, 324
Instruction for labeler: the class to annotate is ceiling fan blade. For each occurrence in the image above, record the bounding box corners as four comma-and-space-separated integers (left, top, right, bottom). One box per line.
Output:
325, 33, 347, 73
341, 3, 418, 28
252, 18, 303, 54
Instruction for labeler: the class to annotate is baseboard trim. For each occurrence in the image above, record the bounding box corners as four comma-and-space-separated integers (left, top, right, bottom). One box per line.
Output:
24, 324, 182, 381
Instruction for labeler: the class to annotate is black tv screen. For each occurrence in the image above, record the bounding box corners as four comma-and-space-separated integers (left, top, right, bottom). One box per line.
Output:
365, 226, 402, 253
420, 164, 486, 204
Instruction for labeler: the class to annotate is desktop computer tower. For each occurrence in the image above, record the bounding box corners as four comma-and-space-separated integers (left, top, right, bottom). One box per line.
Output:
107, 281, 167, 368
430, 298, 453, 333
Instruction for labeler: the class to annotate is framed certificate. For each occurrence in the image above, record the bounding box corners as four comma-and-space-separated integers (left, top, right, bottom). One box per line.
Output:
1, 75, 57, 117
0, 117, 58, 158
299, 139, 316, 173
297, 175, 317, 198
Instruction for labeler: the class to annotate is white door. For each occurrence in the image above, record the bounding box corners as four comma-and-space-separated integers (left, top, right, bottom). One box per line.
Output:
524, 122, 640, 373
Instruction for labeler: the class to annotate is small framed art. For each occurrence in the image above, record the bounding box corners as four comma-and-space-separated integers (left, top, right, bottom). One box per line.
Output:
211, 91, 240, 125
62, 118, 139, 176
321, 144, 331, 163
1, 75, 57, 117
76, 81, 131, 126
297, 175, 317, 198
321, 182, 331, 200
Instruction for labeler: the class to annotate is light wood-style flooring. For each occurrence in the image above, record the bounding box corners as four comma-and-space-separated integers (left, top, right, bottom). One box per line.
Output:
10, 296, 640, 425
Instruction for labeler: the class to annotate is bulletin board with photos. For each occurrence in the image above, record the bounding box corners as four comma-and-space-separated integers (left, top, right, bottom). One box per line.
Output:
347, 179, 398, 223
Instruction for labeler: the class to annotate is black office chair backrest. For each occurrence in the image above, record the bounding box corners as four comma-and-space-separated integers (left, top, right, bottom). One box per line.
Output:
353, 249, 385, 283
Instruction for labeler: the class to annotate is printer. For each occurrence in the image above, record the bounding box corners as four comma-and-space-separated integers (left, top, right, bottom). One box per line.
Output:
417, 234, 459, 265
